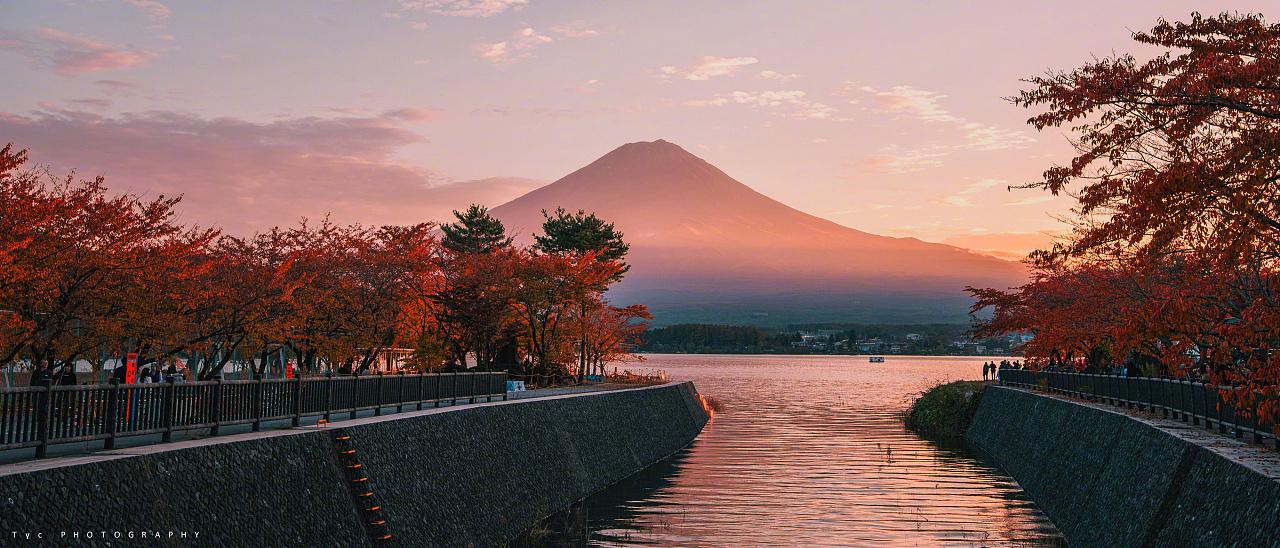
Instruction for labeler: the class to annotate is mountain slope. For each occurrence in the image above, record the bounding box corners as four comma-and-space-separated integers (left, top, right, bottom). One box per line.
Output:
489, 139, 1026, 325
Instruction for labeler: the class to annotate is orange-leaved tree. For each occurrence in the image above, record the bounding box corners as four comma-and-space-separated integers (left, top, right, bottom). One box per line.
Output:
969, 12, 1280, 430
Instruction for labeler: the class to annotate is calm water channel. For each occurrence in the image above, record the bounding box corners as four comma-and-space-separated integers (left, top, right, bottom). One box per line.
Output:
519, 354, 1065, 546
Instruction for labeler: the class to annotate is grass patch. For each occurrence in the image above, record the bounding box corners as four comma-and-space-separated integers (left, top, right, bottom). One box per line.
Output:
905, 380, 987, 438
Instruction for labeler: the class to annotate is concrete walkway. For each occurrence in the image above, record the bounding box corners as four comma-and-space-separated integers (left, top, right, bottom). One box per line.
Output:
0, 383, 639, 467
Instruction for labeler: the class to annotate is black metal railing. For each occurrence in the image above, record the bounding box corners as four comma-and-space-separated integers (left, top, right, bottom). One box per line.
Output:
0, 371, 507, 458
999, 369, 1278, 450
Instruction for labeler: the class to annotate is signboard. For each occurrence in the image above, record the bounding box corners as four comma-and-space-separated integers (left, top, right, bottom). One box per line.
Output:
124, 352, 139, 425
284, 360, 295, 379
125, 353, 138, 384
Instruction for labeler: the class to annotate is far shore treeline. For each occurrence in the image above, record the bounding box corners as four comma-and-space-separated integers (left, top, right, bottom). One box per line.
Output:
0, 145, 647, 383
967, 13, 1280, 431
639, 323, 1010, 355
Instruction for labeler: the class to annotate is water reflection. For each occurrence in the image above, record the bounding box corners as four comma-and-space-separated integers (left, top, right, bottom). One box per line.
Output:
518, 355, 1066, 547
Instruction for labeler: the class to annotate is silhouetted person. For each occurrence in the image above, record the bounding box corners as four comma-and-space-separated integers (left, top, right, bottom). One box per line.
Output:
111, 363, 128, 383
29, 366, 52, 386
57, 364, 77, 386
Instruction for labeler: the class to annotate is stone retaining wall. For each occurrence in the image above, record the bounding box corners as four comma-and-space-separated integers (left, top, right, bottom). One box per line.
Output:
0, 382, 710, 546
967, 385, 1280, 547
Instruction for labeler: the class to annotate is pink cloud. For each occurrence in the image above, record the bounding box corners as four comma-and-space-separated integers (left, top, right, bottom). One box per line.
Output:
856, 84, 959, 123
855, 146, 947, 174
382, 107, 444, 122
0, 109, 541, 234
475, 27, 553, 64
0, 28, 156, 76
659, 56, 758, 81
68, 98, 112, 110
399, 0, 528, 17
549, 22, 600, 38
852, 83, 1034, 151
685, 90, 836, 120
125, 0, 171, 19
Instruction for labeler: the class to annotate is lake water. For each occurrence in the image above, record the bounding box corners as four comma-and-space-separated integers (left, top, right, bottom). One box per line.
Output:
519, 354, 1065, 546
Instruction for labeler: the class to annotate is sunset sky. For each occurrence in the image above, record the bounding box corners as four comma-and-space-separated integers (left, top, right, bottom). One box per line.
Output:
2, 1, 1270, 257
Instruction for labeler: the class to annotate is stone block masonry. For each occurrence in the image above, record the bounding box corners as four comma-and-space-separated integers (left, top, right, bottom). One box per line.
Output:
0, 381, 710, 546
967, 385, 1280, 548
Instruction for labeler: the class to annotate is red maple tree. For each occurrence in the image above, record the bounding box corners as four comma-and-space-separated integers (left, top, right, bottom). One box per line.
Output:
970, 12, 1280, 430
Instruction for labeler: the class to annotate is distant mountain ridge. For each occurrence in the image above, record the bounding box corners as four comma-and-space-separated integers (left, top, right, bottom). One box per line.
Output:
489, 139, 1026, 325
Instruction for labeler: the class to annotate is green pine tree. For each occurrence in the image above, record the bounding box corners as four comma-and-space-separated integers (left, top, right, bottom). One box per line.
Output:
440, 204, 513, 254
533, 207, 629, 283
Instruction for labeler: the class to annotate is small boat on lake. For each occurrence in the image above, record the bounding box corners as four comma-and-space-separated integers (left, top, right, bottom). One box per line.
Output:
868, 356, 885, 363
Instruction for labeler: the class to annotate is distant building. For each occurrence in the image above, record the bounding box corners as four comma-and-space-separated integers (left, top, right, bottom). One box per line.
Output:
905, 333, 923, 341
856, 338, 884, 353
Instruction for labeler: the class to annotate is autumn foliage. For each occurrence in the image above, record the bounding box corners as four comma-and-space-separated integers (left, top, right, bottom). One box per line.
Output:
0, 147, 647, 382
968, 12, 1280, 430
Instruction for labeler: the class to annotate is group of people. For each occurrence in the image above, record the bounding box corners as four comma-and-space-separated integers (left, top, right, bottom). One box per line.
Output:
25, 361, 193, 386
110, 362, 186, 384
27, 364, 79, 387
981, 359, 1024, 381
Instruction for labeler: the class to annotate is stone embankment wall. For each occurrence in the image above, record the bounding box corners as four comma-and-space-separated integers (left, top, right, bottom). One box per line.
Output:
967, 385, 1280, 547
0, 382, 710, 546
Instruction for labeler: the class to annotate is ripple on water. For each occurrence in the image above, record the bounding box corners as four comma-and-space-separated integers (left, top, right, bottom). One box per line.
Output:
518, 355, 1066, 547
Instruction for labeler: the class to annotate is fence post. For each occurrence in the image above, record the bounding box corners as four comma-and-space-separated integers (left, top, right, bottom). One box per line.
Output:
1191, 383, 1202, 426
104, 380, 120, 450
434, 373, 442, 408
451, 372, 459, 406
397, 372, 406, 413
161, 377, 177, 442
1161, 379, 1170, 418
1219, 388, 1230, 434
324, 372, 334, 422
1233, 387, 1245, 439
1174, 380, 1183, 420
291, 376, 303, 427
35, 381, 53, 459
417, 373, 426, 411
210, 379, 223, 436
251, 374, 264, 432
350, 374, 358, 420
1254, 398, 1264, 444
374, 372, 383, 417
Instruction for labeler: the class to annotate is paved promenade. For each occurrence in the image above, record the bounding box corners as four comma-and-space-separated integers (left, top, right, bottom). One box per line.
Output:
0, 383, 639, 467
